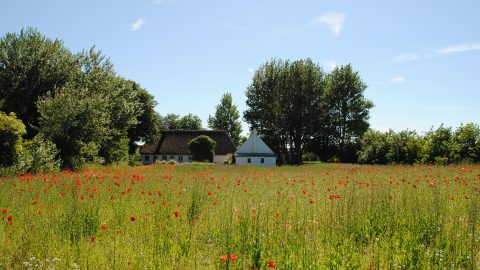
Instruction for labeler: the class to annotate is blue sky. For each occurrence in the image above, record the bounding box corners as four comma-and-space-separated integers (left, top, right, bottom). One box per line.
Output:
2, 0, 479, 135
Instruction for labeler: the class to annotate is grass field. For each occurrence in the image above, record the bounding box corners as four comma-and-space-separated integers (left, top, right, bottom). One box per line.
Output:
1, 163, 479, 269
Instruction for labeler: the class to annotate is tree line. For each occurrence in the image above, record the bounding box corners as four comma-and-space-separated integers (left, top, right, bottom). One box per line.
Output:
357, 124, 480, 165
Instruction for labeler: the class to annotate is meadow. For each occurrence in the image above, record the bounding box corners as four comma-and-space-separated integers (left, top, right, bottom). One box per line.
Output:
1, 163, 479, 269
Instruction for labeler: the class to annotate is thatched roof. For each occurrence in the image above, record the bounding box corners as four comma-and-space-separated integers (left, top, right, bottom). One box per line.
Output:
140, 130, 236, 155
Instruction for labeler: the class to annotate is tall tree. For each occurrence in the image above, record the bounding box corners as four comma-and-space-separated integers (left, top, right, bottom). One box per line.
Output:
0, 28, 78, 138
37, 49, 142, 167
321, 64, 373, 161
244, 59, 325, 164
208, 92, 242, 146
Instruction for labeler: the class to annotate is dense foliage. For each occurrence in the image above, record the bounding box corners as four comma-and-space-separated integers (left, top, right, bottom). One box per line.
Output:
0, 112, 26, 167
358, 123, 480, 164
245, 60, 373, 164
188, 135, 216, 162
208, 93, 242, 147
0, 28, 159, 170
161, 113, 203, 130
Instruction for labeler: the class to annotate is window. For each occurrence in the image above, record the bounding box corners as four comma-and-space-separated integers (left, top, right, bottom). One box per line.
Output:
144, 155, 150, 161
261, 158, 264, 164
178, 156, 183, 162
153, 155, 158, 162
247, 158, 251, 163
170, 156, 175, 160
162, 155, 167, 161
188, 156, 192, 161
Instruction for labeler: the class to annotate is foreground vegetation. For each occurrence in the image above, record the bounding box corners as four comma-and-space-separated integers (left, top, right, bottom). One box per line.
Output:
1, 163, 479, 269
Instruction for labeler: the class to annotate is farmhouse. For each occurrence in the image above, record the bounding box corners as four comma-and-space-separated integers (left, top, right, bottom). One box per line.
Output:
235, 130, 276, 166
140, 130, 236, 164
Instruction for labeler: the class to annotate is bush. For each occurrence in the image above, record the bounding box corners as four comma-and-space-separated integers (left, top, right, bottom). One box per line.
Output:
128, 149, 142, 166
26, 135, 61, 173
0, 112, 26, 167
188, 135, 216, 162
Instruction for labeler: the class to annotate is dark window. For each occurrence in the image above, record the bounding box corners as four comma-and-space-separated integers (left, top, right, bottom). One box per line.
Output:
144, 155, 150, 161
188, 156, 192, 161
261, 158, 264, 163
162, 155, 167, 161
247, 158, 251, 163
178, 156, 183, 162
170, 155, 175, 160
153, 155, 158, 162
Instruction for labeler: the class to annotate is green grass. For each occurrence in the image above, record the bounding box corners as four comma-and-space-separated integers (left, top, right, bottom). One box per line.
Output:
1, 163, 479, 269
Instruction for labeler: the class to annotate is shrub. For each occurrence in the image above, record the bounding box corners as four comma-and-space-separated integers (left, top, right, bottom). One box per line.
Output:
26, 134, 61, 173
188, 135, 216, 162
0, 112, 26, 167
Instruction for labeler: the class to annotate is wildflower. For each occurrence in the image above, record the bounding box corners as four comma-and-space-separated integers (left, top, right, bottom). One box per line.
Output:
229, 254, 237, 261
220, 255, 227, 261
174, 211, 180, 217
267, 259, 276, 268
208, 191, 212, 195
1, 209, 7, 214
101, 225, 107, 231
275, 212, 280, 217
7, 215, 12, 221
130, 216, 137, 222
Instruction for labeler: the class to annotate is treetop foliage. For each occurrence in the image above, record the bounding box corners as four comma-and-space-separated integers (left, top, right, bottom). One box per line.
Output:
208, 92, 242, 146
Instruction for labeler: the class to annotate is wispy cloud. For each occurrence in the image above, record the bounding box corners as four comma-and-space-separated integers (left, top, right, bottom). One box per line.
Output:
393, 53, 419, 62
390, 76, 405, 84
312, 12, 346, 36
324, 60, 337, 71
130, 17, 145, 31
436, 42, 480, 55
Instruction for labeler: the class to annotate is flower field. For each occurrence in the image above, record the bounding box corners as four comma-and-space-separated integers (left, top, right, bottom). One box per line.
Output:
1, 163, 480, 269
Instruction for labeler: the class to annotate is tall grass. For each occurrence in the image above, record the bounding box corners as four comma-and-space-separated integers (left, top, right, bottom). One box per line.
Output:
0, 163, 479, 269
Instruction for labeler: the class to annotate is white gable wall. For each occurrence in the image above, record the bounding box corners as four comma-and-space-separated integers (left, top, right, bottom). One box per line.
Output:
236, 156, 276, 166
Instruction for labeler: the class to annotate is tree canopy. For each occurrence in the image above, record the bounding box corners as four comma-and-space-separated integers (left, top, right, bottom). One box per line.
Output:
208, 92, 242, 146
161, 113, 203, 130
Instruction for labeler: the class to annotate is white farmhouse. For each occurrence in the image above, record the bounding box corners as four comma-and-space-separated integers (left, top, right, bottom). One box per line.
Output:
140, 130, 236, 164
235, 130, 276, 166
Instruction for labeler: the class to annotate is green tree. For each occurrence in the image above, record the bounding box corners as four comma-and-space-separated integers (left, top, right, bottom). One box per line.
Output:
37, 49, 142, 167
357, 129, 388, 164
127, 84, 161, 153
178, 114, 203, 130
453, 123, 480, 163
161, 114, 181, 130
422, 125, 455, 164
0, 28, 78, 138
188, 135, 216, 162
0, 112, 26, 167
208, 93, 242, 146
322, 64, 374, 162
244, 59, 325, 164
19, 134, 61, 173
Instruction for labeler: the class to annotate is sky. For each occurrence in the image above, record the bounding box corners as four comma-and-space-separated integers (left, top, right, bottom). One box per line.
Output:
2, 0, 479, 136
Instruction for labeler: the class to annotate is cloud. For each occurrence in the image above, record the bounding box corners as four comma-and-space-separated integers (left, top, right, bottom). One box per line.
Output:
390, 76, 405, 83
312, 12, 346, 36
130, 17, 145, 31
324, 61, 337, 71
436, 42, 480, 54
393, 53, 419, 62
248, 67, 255, 73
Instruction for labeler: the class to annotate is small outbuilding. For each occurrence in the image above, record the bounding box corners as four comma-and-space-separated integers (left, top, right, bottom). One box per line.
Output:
235, 130, 276, 166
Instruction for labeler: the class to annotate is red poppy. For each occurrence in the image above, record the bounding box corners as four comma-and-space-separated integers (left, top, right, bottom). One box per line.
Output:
275, 212, 280, 217
101, 225, 107, 231
7, 215, 12, 221
267, 259, 276, 268
229, 254, 237, 261
130, 216, 137, 222
208, 191, 212, 195
220, 255, 227, 261
1, 209, 6, 214
174, 211, 180, 217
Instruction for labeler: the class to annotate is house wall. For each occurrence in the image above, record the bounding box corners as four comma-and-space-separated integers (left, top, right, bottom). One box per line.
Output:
236, 156, 276, 166
141, 154, 228, 164
213, 155, 229, 164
